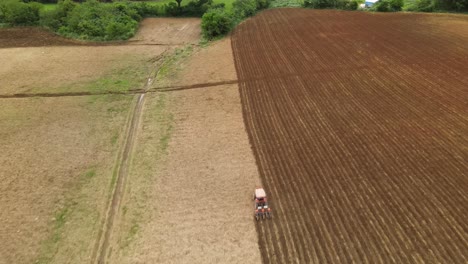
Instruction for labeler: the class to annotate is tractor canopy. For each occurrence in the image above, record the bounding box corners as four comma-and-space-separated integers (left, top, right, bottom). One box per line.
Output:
255, 188, 266, 199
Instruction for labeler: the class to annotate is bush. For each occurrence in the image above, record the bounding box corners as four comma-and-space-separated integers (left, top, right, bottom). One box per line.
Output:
233, 0, 257, 18
408, 0, 435, 12
183, 0, 213, 16
129, 2, 161, 17
201, 8, 232, 39
0, 0, 41, 25
371, 0, 404, 11
40, 0, 76, 30
164, 2, 180, 16
256, 0, 270, 9
164, 0, 220, 17
62, 0, 139, 40
303, 0, 358, 9
437, 0, 468, 11
24, 0, 57, 2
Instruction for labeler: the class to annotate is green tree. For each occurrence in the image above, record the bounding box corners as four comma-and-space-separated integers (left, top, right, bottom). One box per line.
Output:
201, 8, 232, 39
175, 0, 183, 10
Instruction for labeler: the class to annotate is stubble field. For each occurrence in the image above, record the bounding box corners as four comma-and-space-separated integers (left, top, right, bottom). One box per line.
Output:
232, 9, 468, 263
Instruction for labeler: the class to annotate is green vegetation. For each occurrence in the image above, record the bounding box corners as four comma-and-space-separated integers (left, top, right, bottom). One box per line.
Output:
370, 0, 403, 11
201, 8, 232, 39
37, 167, 97, 264
269, 0, 303, 8
42, 3, 57, 10
303, 0, 360, 10
404, 0, 468, 12
201, 0, 269, 39
42, 0, 142, 40
120, 91, 173, 250
0, 0, 42, 25
156, 45, 193, 82
164, 0, 226, 16
1, 0, 163, 40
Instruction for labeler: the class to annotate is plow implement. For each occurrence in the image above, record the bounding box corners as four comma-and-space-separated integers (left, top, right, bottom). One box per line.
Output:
254, 188, 272, 221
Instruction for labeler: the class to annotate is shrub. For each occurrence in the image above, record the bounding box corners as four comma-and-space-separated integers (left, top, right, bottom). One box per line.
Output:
183, 0, 213, 16
372, 0, 404, 11
303, 0, 358, 9
233, 0, 257, 18
411, 0, 435, 12
0, 0, 41, 25
256, 0, 271, 9
40, 0, 76, 30
130, 2, 161, 17
164, 0, 224, 17
438, 0, 468, 11
201, 8, 232, 39
62, 0, 139, 40
164, 2, 180, 16
344, 0, 359, 10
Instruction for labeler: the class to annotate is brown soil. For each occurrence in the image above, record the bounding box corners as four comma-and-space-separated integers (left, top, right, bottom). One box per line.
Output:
152, 38, 238, 89
0, 27, 96, 48
108, 38, 262, 264
232, 9, 468, 263
130, 18, 201, 45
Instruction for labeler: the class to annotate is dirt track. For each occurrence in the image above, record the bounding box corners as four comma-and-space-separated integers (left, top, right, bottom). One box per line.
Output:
232, 9, 468, 263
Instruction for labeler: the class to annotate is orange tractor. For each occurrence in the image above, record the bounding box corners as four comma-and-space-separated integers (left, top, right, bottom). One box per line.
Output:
254, 187, 272, 221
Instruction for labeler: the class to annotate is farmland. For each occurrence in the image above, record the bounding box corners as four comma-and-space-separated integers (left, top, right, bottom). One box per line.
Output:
2, 5, 468, 264
232, 9, 468, 263
0, 18, 262, 264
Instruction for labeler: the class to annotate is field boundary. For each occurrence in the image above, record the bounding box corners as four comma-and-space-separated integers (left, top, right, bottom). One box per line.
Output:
0, 80, 241, 99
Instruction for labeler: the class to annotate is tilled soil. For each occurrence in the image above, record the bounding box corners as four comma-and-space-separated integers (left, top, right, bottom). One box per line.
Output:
0, 27, 111, 48
232, 9, 468, 263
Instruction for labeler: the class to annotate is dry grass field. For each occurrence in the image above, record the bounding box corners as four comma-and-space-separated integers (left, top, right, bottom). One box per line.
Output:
232, 9, 468, 263
0, 19, 196, 264
0, 95, 133, 264
0, 19, 262, 264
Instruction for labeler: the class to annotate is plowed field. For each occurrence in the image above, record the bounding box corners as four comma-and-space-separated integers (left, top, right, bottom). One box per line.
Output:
232, 9, 468, 263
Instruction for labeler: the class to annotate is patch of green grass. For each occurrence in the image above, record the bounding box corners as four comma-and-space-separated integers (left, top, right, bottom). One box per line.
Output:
214, 0, 236, 11
269, 0, 303, 8
110, 130, 120, 146
83, 66, 146, 94
84, 169, 96, 179
154, 93, 174, 153
156, 45, 194, 82
110, 158, 120, 189
145, 0, 175, 6
122, 220, 140, 249
36, 167, 97, 264
41, 3, 57, 11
